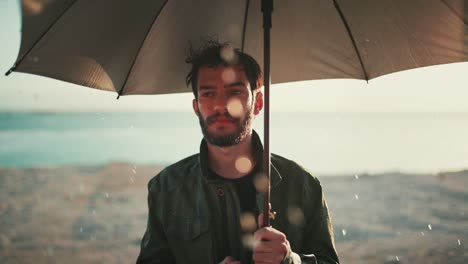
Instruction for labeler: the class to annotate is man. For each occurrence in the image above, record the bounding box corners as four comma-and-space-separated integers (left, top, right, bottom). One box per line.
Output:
137, 40, 339, 264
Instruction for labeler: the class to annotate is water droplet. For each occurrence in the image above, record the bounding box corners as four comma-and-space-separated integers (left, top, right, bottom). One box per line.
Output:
130, 177, 135, 183
221, 68, 236, 84
32, 56, 39, 62
395, 256, 399, 261
220, 45, 238, 64
421, 232, 425, 236
92, 210, 96, 215
242, 234, 254, 249
428, 224, 432, 230
458, 239, 461, 246
287, 207, 305, 226
130, 125, 134, 129
354, 194, 359, 200
80, 227, 83, 233
227, 98, 244, 118
132, 168, 136, 174
240, 212, 257, 232
354, 174, 359, 179
254, 174, 269, 193
235, 156, 252, 174
342, 229, 347, 236
105, 193, 109, 198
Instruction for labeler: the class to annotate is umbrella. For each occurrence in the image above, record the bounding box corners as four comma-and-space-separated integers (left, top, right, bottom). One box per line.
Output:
5, 0, 468, 226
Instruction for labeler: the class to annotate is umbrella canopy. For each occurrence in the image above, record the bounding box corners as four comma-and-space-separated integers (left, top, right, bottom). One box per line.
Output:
7, 0, 468, 95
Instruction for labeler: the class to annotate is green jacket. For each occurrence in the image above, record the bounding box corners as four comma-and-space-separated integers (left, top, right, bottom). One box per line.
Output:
137, 132, 339, 264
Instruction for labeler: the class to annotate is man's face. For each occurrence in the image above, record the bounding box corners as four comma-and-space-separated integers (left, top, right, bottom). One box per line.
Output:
193, 64, 263, 147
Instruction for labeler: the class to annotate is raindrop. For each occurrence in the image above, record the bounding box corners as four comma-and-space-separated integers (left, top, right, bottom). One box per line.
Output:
254, 174, 269, 193
354, 174, 359, 180
32, 56, 39, 63
92, 210, 96, 215
132, 168, 136, 174
395, 256, 399, 261
341, 229, 347, 236
220, 45, 238, 64
240, 212, 257, 232
130, 125, 134, 129
287, 206, 305, 226
227, 98, 244, 118
458, 239, 461, 246
354, 194, 359, 200
79, 184, 85, 192
105, 193, 109, 198
242, 234, 254, 249
235, 156, 252, 174
130, 177, 135, 183
421, 232, 425, 236
427, 224, 432, 230
221, 68, 236, 84
79, 227, 83, 233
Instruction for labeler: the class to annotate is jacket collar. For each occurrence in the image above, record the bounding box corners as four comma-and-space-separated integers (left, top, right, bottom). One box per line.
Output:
198, 130, 282, 188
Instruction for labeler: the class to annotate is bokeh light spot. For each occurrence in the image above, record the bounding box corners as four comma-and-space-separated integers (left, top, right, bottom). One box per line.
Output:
220, 45, 238, 64
235, 156, 252, 174
287, 206, 305, 226
227, 98, 244, 118
242, 234, 255, 249
221, 68, 236, 84
240, 212, 257, 232
254, 174, 269, 193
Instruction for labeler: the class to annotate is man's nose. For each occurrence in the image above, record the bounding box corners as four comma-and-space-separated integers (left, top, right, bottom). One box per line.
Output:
213, 94, 228, 113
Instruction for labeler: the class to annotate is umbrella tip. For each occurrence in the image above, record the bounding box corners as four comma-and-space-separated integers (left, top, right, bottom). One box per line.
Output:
116, 94, 121, 100
5, 65, 15, 76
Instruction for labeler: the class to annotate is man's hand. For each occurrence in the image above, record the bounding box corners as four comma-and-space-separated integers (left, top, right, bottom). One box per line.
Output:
219, 256, 241, 264
253, 213, 292, 264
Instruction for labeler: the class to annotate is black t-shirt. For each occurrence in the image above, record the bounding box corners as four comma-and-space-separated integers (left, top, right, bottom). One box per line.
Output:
208, 163, 260, 263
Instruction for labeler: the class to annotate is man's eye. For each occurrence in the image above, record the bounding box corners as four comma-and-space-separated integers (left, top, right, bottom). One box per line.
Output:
201, 92, 214, 97
231, 90, 242, 95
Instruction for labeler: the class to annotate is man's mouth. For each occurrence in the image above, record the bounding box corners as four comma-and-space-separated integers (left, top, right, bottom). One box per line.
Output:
207, 115, 237, 126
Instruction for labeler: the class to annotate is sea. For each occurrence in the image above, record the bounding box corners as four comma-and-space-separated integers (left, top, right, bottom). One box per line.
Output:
1, 111, 467, 175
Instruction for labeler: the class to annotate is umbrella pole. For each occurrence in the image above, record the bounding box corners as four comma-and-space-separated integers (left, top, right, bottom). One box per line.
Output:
261, 0, 273, 228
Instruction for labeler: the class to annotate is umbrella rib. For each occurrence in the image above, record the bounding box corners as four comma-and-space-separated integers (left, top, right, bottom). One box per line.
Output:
441, 0, 468, 27
117, 1, 169, 99
5, 0, 80, 76
332, 0, 369, 81
241, 0, 251, 51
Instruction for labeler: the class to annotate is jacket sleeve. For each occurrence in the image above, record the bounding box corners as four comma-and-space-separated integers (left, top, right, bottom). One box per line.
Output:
284, 176, 340, 264
136, 176, 175, 264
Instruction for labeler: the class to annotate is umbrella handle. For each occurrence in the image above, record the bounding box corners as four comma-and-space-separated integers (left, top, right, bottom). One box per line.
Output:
261, 0, 273, 228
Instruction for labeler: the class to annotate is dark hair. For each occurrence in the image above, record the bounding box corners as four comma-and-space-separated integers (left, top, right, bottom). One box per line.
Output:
185, 39, 263, 99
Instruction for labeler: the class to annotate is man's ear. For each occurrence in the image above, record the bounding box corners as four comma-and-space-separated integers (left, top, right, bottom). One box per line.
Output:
192, 99, 200, 116
254, 91, 263, 115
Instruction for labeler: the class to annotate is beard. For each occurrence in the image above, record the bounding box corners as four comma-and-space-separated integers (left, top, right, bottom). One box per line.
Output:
198, 108, 253, 147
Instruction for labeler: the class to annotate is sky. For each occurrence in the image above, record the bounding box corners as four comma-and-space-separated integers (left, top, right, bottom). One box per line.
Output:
1, 0, 468, 113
